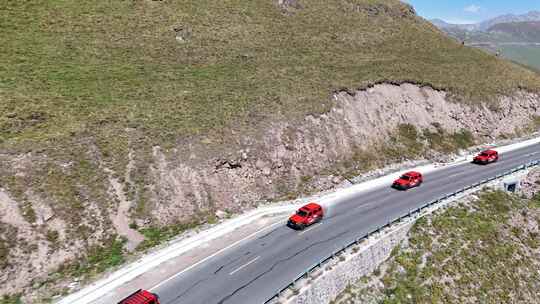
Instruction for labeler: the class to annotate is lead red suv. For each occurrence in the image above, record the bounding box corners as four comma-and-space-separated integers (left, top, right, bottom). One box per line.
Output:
392, 171, 423, 190
118, 290, 160, 304
287, 203, 323, 230
473, 149, 499, 165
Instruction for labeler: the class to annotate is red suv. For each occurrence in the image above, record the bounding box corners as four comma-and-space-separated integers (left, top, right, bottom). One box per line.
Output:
118, 290, 160, 304
473, 149, 499, 165
392, 171, 423, 190
287, 203, 323, 230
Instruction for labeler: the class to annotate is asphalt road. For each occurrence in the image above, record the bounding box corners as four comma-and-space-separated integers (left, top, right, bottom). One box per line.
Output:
152, 143, 540, 304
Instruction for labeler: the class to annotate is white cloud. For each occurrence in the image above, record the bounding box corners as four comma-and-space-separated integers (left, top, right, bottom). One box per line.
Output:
464, 4, 481, 13
445, 18, 477, 25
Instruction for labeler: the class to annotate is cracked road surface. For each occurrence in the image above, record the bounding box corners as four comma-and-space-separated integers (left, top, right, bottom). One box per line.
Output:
151, 143, 540, 304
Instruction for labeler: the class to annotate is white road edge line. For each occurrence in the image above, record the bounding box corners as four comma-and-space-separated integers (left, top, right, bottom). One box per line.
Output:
149, 221, 282, 291
299, 223, 322, 235
229, 256, 260, 275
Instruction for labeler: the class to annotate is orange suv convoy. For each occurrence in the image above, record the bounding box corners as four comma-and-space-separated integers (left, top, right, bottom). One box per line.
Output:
473, 149, 499, 165
118, 289, 160, 304
287, 203, 323, 230
392, 171, 423, 190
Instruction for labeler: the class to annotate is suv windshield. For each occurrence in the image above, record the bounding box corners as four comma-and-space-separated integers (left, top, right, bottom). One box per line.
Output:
400, 175, 410, 180
297, 210, 308, 217
480, 152, 489, 156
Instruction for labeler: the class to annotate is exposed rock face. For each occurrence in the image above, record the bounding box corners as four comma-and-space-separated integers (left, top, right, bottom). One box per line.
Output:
149, 84, 540, 224
349, 2, 417, 19
521, 168, 540, 199
275, 0, 303, 13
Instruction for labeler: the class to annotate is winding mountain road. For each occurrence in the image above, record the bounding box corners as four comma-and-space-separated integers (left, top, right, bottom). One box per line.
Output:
150, 143, 540, 304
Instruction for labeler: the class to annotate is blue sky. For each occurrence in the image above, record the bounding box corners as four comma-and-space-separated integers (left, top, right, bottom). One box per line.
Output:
405, 0, 540, 24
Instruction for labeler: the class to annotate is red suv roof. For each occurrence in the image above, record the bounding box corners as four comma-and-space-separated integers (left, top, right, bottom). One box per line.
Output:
403, 171, 421, 176
302, 203, 321, 211
118, 290, 158, 304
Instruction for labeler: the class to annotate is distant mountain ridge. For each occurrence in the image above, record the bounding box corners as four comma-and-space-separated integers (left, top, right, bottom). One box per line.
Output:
488, 21, 540, 43
479, 10, 540, 30
430, 10, 540, 31
429, 18, 478, 31
429, 11, 540, 71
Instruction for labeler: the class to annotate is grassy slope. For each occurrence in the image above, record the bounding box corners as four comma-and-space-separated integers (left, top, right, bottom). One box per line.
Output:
1, 0, 539, 151
335, 190, 540, 303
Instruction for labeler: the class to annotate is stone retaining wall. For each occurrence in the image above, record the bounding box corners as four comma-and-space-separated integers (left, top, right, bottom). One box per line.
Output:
284, 222, 413, 304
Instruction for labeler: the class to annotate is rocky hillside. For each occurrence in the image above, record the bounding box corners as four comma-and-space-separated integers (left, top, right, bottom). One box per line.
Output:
334, 169, 540, 303
1, 0, 540, 302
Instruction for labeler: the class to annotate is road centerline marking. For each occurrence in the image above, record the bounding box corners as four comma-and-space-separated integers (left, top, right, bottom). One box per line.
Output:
229, 256, 260, 275
446, 172, 465, 179
149, 220, 283, 291
299, 223, 322, 235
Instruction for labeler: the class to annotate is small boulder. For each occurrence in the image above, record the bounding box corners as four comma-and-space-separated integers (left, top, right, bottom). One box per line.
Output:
241, 151, 248, 161
255, 159, 266, 170
68, 281, 79, 290
174, 26, 192, 43
215, 210, 228, 219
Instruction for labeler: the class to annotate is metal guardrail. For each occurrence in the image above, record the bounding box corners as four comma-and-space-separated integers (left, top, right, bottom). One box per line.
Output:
264, 159, 540, 303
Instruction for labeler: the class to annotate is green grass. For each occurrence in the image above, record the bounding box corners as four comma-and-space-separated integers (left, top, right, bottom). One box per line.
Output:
27, 237, 128, 302
422, 123, 474, 152
0, 223, 17, 271
368, 190, 540, 303
0, 239, 8, 269
56, 237, 126, 278
0, 295, 22, 304
136, 220, 202, 251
